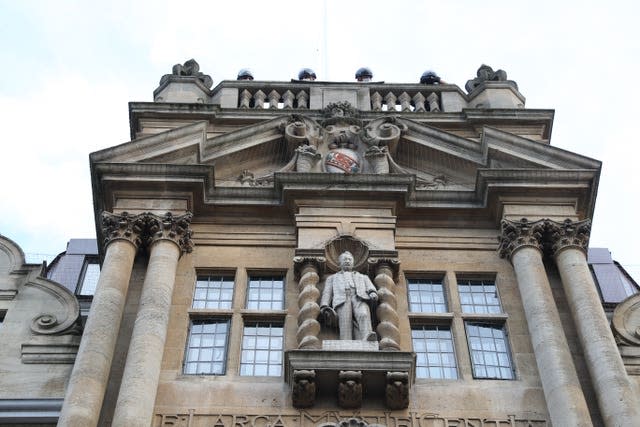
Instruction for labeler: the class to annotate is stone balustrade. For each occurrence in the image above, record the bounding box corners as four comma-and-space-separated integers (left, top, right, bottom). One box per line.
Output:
156, 79, 524, 112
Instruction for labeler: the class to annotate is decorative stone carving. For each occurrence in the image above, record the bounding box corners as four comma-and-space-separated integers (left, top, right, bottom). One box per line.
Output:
320, 252, 378, 341
101, 211, 146, 249
371, 92, 383, 111
283, 115, 322, 149
499, 218, 591, 260
364, 146, 389, 174
292, 369, 316, 408
146, 212, 194, 254
268, 90, 281, 109
294, 256, 326, 349
369, 258, 401, 351
337, 370, 362, 408
385, 371, 410, 409
465, 64, 518, 93
159, 59, 213, 89
319, 419, 386, 427
238, 169, 274, 187
324, 236, 369, 273
546, 218, 591, 256
26, 278, 82, 336
295, 145, 321, 172
613, 294, 640, 346
361, 116, 406, 155
415, 175, 447, 189
498, 218, 545, 260
322, 101, 359, 120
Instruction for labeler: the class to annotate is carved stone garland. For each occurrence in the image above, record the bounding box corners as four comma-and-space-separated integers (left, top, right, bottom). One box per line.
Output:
293, 256, 326, 349
369, 258, 401, 351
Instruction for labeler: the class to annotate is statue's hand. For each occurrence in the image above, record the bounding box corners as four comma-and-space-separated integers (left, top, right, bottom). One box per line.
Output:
369, 291, 379, 302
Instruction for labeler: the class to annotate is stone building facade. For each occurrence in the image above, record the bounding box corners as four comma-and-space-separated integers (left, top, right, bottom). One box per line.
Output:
2, 61, 640, 426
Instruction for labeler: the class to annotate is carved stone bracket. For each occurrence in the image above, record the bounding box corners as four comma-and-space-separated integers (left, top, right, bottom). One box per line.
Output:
368, 257, 401, 351
293, 256, 326, 349
498, 218, 591, 260
292, 369, 316, 408
146, 212, 194, 255
385, 371, 409, 409
338, 370, 362, 409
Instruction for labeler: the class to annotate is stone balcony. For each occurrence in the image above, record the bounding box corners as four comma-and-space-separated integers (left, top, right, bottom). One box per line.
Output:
153, 76, 526, 112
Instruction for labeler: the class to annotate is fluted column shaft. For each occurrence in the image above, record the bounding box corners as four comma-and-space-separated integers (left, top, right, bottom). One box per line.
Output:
499, 219, 591, 426
553, 228, 640, 426
58, 213, 143, 427
112, 214, 192, 427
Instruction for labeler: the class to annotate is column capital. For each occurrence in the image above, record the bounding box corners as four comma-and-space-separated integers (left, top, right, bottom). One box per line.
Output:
367, 257, 400, 282
498, 218, 545, 260
101, 211, 146, 250
293, 256, 326, 281
145, 212, 194, 254
547, 218, 591, 256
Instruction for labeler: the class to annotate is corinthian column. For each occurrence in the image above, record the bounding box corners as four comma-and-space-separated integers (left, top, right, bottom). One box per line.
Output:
369, 258, 401, 351
111, 213, 193, 427
498, 219, 592, 426
58, 212, 145, 427
549, 219, 640, 426
293, 256, 325, 349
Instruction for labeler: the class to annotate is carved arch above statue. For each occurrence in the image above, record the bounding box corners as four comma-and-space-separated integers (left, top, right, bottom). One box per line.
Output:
324, 236, 370, 273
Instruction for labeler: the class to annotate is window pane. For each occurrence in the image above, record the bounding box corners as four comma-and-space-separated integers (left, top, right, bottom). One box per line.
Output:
407, 278, 447, 313
240, 322, 283, 377
184, 319, 229, 375
458, 279, 503, 314
79, 261, 101, 296
412, 325, 457, 379
466, 322, 514, 379
246, 276, 285, 310
192, 276, 235, 309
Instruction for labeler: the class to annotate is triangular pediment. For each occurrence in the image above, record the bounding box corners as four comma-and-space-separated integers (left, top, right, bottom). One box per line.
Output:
91, 113, 599, 191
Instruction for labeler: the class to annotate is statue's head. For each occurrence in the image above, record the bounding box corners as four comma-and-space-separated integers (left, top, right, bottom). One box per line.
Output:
338, 251, 354, 270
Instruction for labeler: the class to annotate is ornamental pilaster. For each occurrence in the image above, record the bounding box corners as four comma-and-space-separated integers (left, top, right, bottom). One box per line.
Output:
293, 256, 326, 349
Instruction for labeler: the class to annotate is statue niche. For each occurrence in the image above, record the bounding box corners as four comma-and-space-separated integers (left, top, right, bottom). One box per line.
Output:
320, 251, 378, 341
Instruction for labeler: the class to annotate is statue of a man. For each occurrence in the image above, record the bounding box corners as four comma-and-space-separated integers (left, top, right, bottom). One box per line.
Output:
320, 251, 378, 341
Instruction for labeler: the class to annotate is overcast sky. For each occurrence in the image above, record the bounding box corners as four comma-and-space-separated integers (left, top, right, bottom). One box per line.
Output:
1, 0, 639, 276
